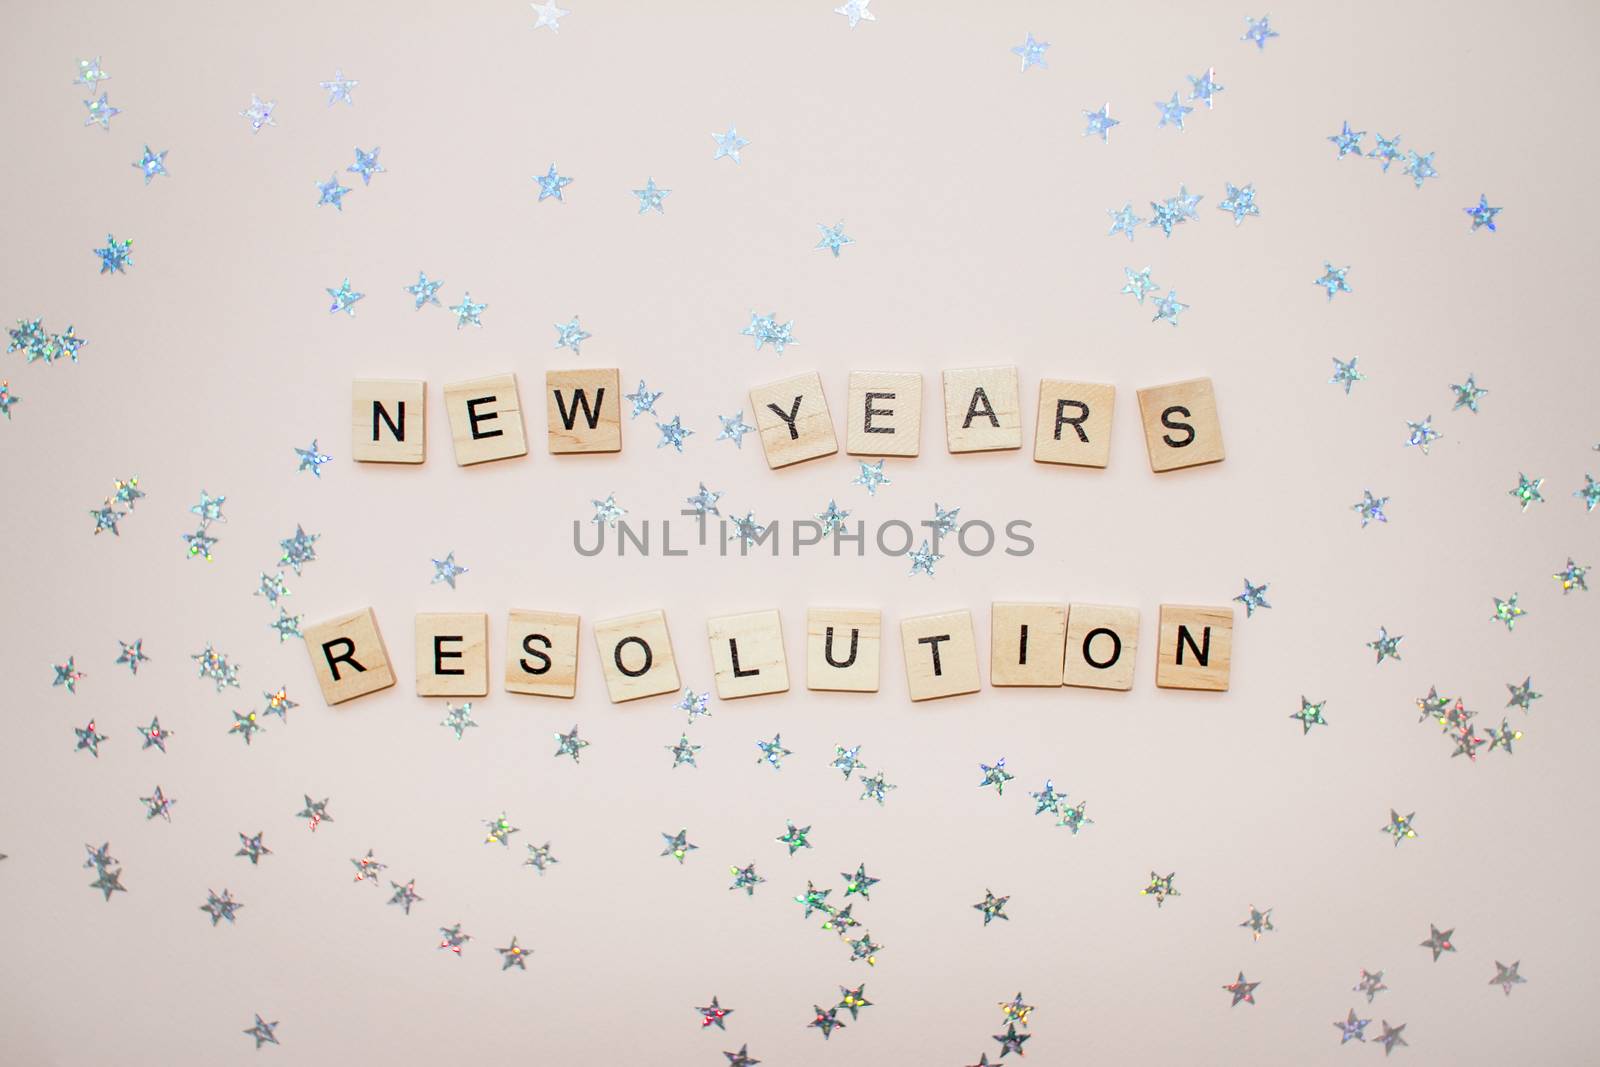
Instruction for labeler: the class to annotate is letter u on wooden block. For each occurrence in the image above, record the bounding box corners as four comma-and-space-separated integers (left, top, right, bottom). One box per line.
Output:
1155, 604, 1233, 691
505, 609, 580, 698
1063, 604, 1140, 691
593, 610, 681, 702
943, 366, 1023, 453
303, 608, 395, 705
900, 610, 981, 700
750, 371, 838, 468
547, 369, 621, 454
414, 613, 488, 697
1136, 377, 1225, 472
352, 379, 426, 464
1034, 381, 1114, 468
443, 373, 528, 466
846, 371, 922, 457
706, 609, 789, 698
806, 607, 881, 692
989, 602, 1066, 687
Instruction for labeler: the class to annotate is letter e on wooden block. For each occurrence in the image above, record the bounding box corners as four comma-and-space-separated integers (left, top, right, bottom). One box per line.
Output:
1063, 604, 1140, 691
505, 609, 580, 698
593, 610, 681, 702
1155, 604, 1233, 691
414, 613, 488, 697
546, 369, 621, 454
1136, 377, 1225, 473
900, 610, 981, 701
990, 602, 1066, 687
706, 609, 790, 698
943, 366, 1023, 453
1034, 380, 1115, 468
303, 608, 395, 705
352, 379, 426, 464
846, 371, 922, 457
750, 371, 838, 468
805, 607, 881, 692
443, 373, 528, 466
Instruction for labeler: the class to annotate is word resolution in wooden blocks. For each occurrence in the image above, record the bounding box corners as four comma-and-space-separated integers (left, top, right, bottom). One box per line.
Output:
593, 610, 682, 703
504, 609, 580, 698
750, 371, 839, 468
943, 366, 1023, 453
414, 613, 489, 697
900, 610, 982, 700
546, 369, 621, 454
352, 379, 426, 464
1155, 604, 1234, 691
845, 371, 923, 457
706, 609, 790, 698
1034, 380, 1115, 468
1136, 377, 1225, 473
443, 373, 528, 466
302, 608, 396, 705
805, 608, 882, 692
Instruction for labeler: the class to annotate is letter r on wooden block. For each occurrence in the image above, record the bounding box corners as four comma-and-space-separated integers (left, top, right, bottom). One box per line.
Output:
706, 609, 790, 698
990, 602, 1066, 687
749, 371, 838, 468
1155, 604, 1233, 691
805, 607, 881, 692
443, 373, 528, 466
846, 371, 922, 457
1136, 377, 1225, 472
1034, 380, 1115, 468
505, 609, 580, 698
414, 613, 489, 697
303, 608, 395, 705
899, 610, 981, 701
943, 366, 1023, 453
546, 369, 621, 454
352, 379, 426, 464
593, 610, 681, 703
1063, 604, 1140, 691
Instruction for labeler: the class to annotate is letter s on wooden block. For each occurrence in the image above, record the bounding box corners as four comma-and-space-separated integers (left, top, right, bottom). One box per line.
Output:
443, 373, 528, 466
943, 366, 1023, 453
593, 610, 681, 702
414, 613, 489, 697
352, 379, 426, 464
899, 610, 981, 701
805, 607, 881, 692
505, 609, 580, 698
989, 602, 1066, 687
706, 609, 790, 698
1136, 377, 1225, 473
302, 608, 395, 705
546, 368, 621, 454
1063, 603, 1140, 691
1033, 380, 1115, 468
749, 371, 839, 468
1155, 604, 1233, 691
846, 371, 922, 457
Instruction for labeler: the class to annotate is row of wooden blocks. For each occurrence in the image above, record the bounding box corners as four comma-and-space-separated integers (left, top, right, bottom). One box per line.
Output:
302, 603, 1234, 706
353, 371, 1225, 472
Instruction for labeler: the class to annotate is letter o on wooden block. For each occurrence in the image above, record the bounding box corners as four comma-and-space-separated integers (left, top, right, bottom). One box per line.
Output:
303, 608, 396, 705
593, 610, 681, 702
899, 610, 982, 700
1063, 604, 1140, 691
1155, 604, 1233, 691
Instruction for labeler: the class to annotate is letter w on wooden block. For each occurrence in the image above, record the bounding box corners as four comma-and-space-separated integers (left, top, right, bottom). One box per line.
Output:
593, 610, 681, 702
1136, 377, 1225, 472
805, 607, 881, 692
414, 613, 488, 697
443, 373, 528, 466
1034, 380, 1114, 468
303, 608, 395, 705
1155, 604, 1233, 691
1063, 603, 1140, 691
943, 366, 1023, 453
505, 609, 580, 698
546, 369, 621, 454
750, 371, 838, 468
352, 379, 426, 464
900, 610, 981, 700
989, 602, 1066, 687
706, 610, 790, 698
846, 371, 922, 457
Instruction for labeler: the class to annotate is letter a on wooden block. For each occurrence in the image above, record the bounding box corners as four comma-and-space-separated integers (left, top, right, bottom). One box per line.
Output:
706, 609, 789, 698
749, 371, 838, 468
943, 367, 1023, 453
546, 369, 621, 454
303, 608, 395, 705
505, 609, 580, 698
1136, 377, 1225, 473
1063, 604, 1140, 691
1155, 604, 1233, 691
805, 607, 881, 692
989, 602, 1066, 687
352, 379, 426, 464
900, 610, 981, 700
414, 613, 489, 697
1034, 380, 1115, 468
443, 373, 528, 466
846, 371, 922, 457
593, 610, 681, 702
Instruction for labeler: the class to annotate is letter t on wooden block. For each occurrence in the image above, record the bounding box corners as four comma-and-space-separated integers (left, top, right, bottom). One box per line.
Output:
1136, 377, 1225, 472
443, 373, 528, 466
750, 371, 838, 468
414, 613, 488, 697
505, 609, 580, 698
846, 371, 922, 457
1155, 604, 1233, 691
943, 366, 1023, 453
990, 602, 1066, 687
593, 610, 681, 703
900, 610, 981, 700
1034, 380, 1115, 468
706, 610, 790, 698
303, 608, 395, 705
546, 369, 621, 454
805, 607, 881, 692
351, 379, 426, 464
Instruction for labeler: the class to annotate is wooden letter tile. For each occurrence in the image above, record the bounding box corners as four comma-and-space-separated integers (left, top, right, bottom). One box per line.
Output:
846, 371, 922, 457
990, 602, 1066, 687
303, 608, 395, 705
352, 379, 426, 464
414, 613, 488, 697
899, 610, 981, 701
1063, 604, 1141, 691
943, 367, 1023, 453
546, 369, 622, 454
443, 373, 528, 466
1136, 377, 1225, 472
505, 609, 580, 698
1034, 380, 1114, 468
593, 610, 681, 702
749, 371, 838, 468
706, 609, 790, 698
805, 608, 881, 692
1155, 604, 1233, 691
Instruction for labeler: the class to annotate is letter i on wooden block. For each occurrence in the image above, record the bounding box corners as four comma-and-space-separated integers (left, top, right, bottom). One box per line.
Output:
1155, 604, 1233, 691
900, 610, 981, 701
990, 603, 1066, 687
749, 371, 838, 468
1136, 377, 1225, 472
706, 610, 789, 698
943, 366, 1023, 453
846, 371, 922, 457
1034, 381, 1115, 468
805, 608, 881, 692
1063, 604, 1140, 691
352, 379, 426, 464
593, 610, 681, 702
505, 610, 580, 698
414, 613, 489, 697
546, 369, 621, 453
443, 373, 528, 466
303, 608, 395, 705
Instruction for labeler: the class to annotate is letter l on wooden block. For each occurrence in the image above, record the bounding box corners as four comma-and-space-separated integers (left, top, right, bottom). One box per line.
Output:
706, 609, 790, 698
303, 608, 395, 705
1155, 604, 1234, 691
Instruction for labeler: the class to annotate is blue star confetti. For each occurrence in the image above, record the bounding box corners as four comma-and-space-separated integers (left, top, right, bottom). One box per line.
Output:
536, 163, 573, 202
1352, 490, 1389, 527
347, 146, 384, 185
741, 312, 796, 354
1403, 150, 1438, 189
1217, 182, 1259, 225
633, 177, 671, 214
1465, 195, 1502, 233
404, 271, 443, 309
1328, 121, 1366, 158
326, 278, 364, 316
554, 316, 591, 354
93, 235, 133, 274
1370, 132, 1404, 171
1235, 579, 1271, 617
1314, 262, 1352, 301
853, 460, 890, 495
450, 293, 486, 329
712, 126, 749, 162
1082, 104, 1119, 143
1188, 67, 1224, 107
315, 173, 351, 210
1450, 373, 1488, 412
1107, 203, 1143, 241
82, 93, 120, 129
431, 552, 467, 588
1241, 14, 1279, 50
1121, 266, 1159, 303
1330, 357, 1366, 395
1010, 33, 1049, 72
625, 380, 662, 418
294, 439, 331, 477
240, 94, 276, 133
816, 221, 853, 257
716, 412, 755, 448
319, 69, 358, 106
1155, 91, 1194, 130
1151, 290, 1188, 327
656, 416, 693, 453
132, 146, 168, 184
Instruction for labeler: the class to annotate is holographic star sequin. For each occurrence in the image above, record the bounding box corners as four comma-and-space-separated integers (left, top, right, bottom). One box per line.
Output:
656, 415, 693, 452
979, 758, 1014, 795
1152, 290, 1188, 326
1241, 14, 1279, 50
1010, 32, 1049, 71
431, 551, 467, 588
632, 177, 670, 214
816, 221, 853, 257
137, 716, 172, 753
1575, 475, 1600, 512
1421, 923, 1455, 961
842, 863, 878, 899
716, 412, 755, 448
729, 863, 765, 895
228, 709, 265, 745
1465, 194, 1501, 233
83, 92, 120, 129
536, 163, 573, 202
810, 1005, 846, 1039
236, 832, 271, 864
625, 380, 662, 418
661, 828, 697, 864
1375, 1021, 1408, 1054
1241, 905, 1275, 940
853, 459, 890, 496
711, 126, 749, 162
554, 316, 591, 354
449, 293, 486, 329
930, 502, 960, 536
1509, 473, 1544, 511
191, 644, 241, 691
835, 0, 875, 27
1381, 809, 1417, 847
319, 69, 358, 106
1315, 262, 1352, 301
1121, 266, 1159, 303
1082, 103, 1119, 142
116, 639, 150, 676
1217, 182, 1259, 225
698, 996, 734, 1030
1353, 969, 1387, 1002
141, 785, 176, 822
74, 719, 107, 757
74, 57, 110, 88
830, 746, 866, 779
741, 312, 796, 354
347, 146, 384, 185
729, 511, 766, 549
351, 849, 386, 885
839, 984, 873, 1021
1107, 202, 1143, 241
1506, 676, 1543, 712
93, 234, 133, 274
1290, 696, 1328, 734
1155, 91, 1194, 130
1234, 579, 1270, 617
297, 795, 332, 832
180, 525, 217, 561
294, 439, 331, 477
132, 145, 168, 184
1368, 627, 1403, 663
1554, 558, 1588, 593
404, 271, 444, 309
315, 173, 351, 211
777, 821, 812, 855
592, 493, 626, 527
200, 888, 243, 926
554, 725, 589, 761
438, 923, 471, 955
1328, 121, 1366, 158
530, 0, 569, 31
667, 734, 701, 768
90, 502, 124, 536
268, 610, 303, 644
240, 94, 277, 133
0, 380, 18, 419
993, 1024, 1030, 1056
858, 770, 896, 805
326, 278, 364, 316
1334, 1009, 1370, 1045
675, 689, 711, 723
1403, 150, 1438, 189
1489, 960, 1526, 996
483, 812, 519, 848
1188, 67, 1224, 107
441, 703, 478, 740
278, 525, 320, 574
1404, 415, 1442, 454
908, 540, 941, 577
1450, 373, 1488, 412
1223, 973, 1259, 1007
498, 937, 531, 971
389, 878, 422, 913
1141, 871, 1179, 906
815, 499, 851, 535
1370, 132, 1404, 172
684, 484, 721, 517
243, 1015, 279, 1049
756, 735, 792, 770
1352, 489, 1389, 527
1490, 593, 1526, 631
191, 490, 227, 524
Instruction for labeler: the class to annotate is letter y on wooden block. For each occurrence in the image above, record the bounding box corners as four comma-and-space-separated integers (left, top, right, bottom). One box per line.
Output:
1136, 377, 1224, 472
443, 373, 528, 466
900, 610, 981, 700
750, 371, 838, 468
1156, 604, 1233, 691
593, 610, 681, 702
505, 609, 580, 698
352, 379, 426, 464
846, 371, 922, 457
805, 607, 881, 692
414, 613, 489, 696
943, 366, 1023, 453
546, 369, 621, 453
303, 608, 395, 705
706, 609, 789, 698
989, 602, 1066, 687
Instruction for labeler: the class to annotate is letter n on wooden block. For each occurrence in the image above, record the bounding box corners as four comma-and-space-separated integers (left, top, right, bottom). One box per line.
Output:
943, 367, 1023, 453
546, 369, 621, 454
443, 373, 528, 466
415, 613, 489, 697
846, 371, 922, 457
303, 608, 395, 705
594, 610, 681, 702
806, 607, 881, 692
1155, 604, 1233, 691
505, 609, 580, 698
900, 610, 981, 701
352, 379, 426, 464
990, 602, 1066, 687
1136, 377, 1225, 472
1034, 381, 1114, 468
706, 609, 789, 698
750, 371, 838, 468
1064, 604, 1140, 691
